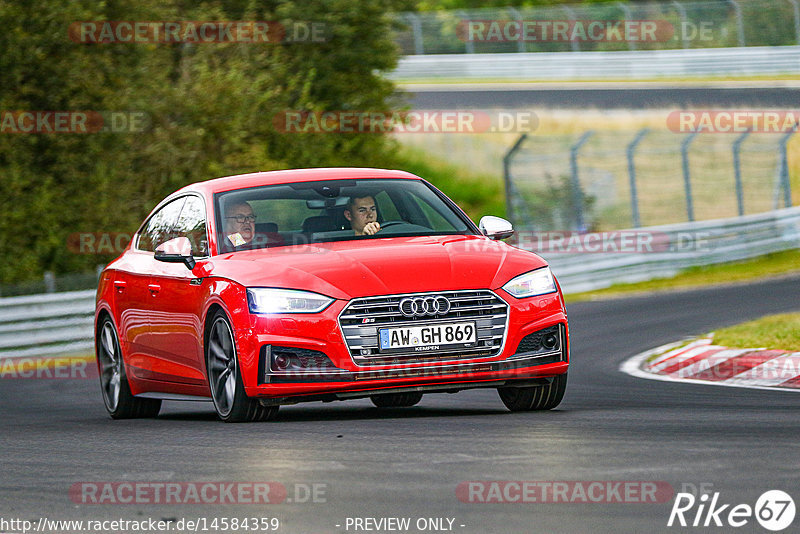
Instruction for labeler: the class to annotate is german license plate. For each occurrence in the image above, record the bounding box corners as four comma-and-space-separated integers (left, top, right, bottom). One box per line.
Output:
378, 322, 477, 353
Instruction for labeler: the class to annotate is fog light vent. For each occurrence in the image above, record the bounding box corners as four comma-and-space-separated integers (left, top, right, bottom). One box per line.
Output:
514, 325, 561, 355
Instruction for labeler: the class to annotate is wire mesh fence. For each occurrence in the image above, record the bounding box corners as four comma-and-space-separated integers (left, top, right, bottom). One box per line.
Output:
505, 128, 796, 231
394, 0, 800, 55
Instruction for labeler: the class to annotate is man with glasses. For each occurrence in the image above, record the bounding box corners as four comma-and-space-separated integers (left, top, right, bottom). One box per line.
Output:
223, 201, 257, 247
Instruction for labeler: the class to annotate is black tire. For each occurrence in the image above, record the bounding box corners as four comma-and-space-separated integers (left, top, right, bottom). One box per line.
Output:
370, 392, 423, 408
97, 317, 161, 419
206, 310, 278, 423
497, 373, 567, 412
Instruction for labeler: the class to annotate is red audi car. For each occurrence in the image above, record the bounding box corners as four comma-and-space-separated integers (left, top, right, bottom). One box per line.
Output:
95, 168, 569, 422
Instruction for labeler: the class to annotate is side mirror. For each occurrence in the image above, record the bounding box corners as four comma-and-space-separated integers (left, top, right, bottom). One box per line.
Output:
155, 237, 196, 269
479, 216, 514, 240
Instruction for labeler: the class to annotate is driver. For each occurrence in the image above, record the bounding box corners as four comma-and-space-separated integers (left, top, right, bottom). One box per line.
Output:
344, 195, 381, 236
223, 201, 256, 247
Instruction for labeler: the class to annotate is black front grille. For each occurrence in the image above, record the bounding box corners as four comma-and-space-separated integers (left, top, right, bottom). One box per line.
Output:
339, 290, 509, 365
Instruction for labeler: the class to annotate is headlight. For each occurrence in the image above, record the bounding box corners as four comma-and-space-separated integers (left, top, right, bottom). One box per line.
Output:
247, 288, 334, 314
502, 267, 557, 298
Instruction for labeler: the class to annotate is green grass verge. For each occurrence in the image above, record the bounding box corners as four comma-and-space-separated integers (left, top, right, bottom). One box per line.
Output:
713, 313, 800, 352
391, 145, 506, 221
565, 249, 800, 302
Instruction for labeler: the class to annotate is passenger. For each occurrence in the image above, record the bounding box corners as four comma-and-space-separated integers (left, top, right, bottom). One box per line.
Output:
344, 195, 381, 236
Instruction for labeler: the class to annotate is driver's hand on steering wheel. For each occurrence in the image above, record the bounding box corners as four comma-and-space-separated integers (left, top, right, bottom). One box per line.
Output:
363, 221, 381, 235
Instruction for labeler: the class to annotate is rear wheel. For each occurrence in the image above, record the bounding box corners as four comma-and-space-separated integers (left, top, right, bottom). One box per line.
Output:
497, 373, 567, 411
370, 392, 423, 408
206, 311, 278, 423
97, 318, 161, 419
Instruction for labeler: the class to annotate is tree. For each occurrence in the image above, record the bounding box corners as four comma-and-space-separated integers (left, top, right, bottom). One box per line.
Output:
0, 0, 405, 285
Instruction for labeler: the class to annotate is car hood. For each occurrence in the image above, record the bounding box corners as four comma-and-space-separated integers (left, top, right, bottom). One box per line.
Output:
198, 235, 548, 300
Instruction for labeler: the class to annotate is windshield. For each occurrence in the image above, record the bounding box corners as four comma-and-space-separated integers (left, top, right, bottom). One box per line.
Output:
213, 178, 474, 253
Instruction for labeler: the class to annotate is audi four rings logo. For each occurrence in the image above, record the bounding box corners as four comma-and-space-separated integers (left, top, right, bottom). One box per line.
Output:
399, 296, 451, 317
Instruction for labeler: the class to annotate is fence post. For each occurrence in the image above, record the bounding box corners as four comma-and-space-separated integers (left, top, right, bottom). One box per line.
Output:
732, 129, 751, 216
789, 0, 800, 46
671, 1, 690, 49
627, 128, 649, 228
507, 7, 526, 53
617, 3, 636, 50
561, 6, 580, 51
681, 130, 700, 222
726, 0, 746, 47
405, 13, 424, 55
778, 123, 798, 208
570, 131, 593, 231
457, 11, 475, 53
503, 133, 528, 228
44, 271, 56, 293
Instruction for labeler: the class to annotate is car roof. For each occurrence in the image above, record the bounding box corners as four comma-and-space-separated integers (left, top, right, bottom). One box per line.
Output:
176, 168, 423, 196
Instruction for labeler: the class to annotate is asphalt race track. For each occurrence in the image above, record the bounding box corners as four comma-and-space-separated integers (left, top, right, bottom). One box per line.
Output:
2, 275, 799, 533
403, 85, 800, 109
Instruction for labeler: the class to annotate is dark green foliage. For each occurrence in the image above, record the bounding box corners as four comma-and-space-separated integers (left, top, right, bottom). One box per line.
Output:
0, 0, 406, 284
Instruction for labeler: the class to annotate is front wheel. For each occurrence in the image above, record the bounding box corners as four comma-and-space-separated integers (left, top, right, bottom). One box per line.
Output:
206, 311, 278, 423
370, 392, 423, 408
497, 373, 567, 411
97, 318, 161, 419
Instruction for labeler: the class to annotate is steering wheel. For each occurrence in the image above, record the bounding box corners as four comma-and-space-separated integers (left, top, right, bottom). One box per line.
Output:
379, 220, 404, 229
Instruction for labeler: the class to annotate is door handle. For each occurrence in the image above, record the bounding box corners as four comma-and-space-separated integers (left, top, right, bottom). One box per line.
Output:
148, 283, 161, 295
113, 281, 126, 293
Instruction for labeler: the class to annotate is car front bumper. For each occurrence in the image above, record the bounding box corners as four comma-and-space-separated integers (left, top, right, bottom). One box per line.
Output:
237, 289, 569, 401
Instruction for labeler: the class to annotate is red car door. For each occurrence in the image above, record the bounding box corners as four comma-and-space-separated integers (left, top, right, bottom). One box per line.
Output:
113, 250, 155, 377
145, 195, 208, 386
122, 196, 190, 384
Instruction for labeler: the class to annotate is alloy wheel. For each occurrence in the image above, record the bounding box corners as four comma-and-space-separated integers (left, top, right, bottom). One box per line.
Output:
207, 317, 238, 417
98, 320, 122, 412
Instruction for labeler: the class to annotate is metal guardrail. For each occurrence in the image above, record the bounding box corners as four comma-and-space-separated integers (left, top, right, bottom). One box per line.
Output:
1, 207, 798, 357
390, 45, 800, 81
0, 290, 95, 359
540, 205, 800, 293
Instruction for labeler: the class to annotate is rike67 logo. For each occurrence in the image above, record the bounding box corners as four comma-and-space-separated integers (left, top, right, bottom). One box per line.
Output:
668, 490, 795, 531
